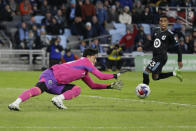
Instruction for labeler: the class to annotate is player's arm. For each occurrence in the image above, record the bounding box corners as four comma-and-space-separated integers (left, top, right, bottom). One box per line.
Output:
91, 66, 120, 80
82, 73, 122, 90
170, 32, 183, 68
86, 61, 120, 80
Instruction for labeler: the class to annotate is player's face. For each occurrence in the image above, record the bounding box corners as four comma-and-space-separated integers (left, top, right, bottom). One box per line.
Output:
159, 17, 168, 31
89, 55, 97, 65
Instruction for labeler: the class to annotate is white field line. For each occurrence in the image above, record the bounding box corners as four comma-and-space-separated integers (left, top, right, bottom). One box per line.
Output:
81, 95, 196, 108
3, 88, 196, 108
0, 126, 196, 129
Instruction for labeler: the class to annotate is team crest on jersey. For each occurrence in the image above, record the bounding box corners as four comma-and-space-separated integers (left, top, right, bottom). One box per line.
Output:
48, 80, 53, 85
161, 35, 166, 40
154, 38, 161, 48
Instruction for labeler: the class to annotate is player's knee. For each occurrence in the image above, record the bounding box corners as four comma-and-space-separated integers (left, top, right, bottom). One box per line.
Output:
152, 75, 159, 80
35, 82, 47, 93
72, 86, 81, 97
30, 87, 42, 97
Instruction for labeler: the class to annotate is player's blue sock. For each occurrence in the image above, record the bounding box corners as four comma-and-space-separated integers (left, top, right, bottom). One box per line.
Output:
143, 71, 149, 85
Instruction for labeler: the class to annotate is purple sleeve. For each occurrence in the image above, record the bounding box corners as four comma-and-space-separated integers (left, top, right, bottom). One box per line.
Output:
82, 73, 109, 89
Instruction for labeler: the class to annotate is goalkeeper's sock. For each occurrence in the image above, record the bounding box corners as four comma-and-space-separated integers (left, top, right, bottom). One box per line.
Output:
143, 71, 150, 85
58, 86, 81, 100
158, 72, 173, 79
18, 87, 42, 102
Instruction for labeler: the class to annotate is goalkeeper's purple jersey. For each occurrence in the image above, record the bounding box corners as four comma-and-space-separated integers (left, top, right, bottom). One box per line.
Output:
51, 57, 114, 85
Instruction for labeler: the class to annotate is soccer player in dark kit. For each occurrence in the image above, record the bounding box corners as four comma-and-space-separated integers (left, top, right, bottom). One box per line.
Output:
142, 15, 183, 85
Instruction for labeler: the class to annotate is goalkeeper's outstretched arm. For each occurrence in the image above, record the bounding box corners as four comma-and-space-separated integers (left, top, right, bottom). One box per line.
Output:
82, 73, 123, 90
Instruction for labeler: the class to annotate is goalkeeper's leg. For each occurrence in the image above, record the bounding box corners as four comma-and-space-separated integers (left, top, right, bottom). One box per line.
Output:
51, 85, 81, 109
8, 83, 45, 111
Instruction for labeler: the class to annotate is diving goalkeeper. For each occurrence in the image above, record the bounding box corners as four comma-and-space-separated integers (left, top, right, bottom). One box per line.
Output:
8, 48, 122, 111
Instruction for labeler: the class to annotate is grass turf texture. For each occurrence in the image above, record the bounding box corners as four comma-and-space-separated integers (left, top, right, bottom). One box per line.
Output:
0, 71, 196, 131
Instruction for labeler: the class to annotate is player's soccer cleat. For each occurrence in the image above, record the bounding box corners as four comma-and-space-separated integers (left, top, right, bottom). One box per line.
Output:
110, 80, 123, 90
174, 69, 183, 82
8, 103, 21, 111
51, 96, 67, 109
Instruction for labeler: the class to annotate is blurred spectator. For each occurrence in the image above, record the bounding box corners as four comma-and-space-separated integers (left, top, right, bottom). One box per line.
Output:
26, 30, 35, 49
40, 25, 49, 46
107, 44, 123, 71
7, 0, 17, 13
119, 25, 137, 53
31, 24, 40, 37
32, 3, 40, 15
119, 6, 132, 25
89, 39, 106, 70
83, 22, 94, 39
96, 1, 107, 26
0, 4, 14, 21
172, 18, 182, 34
131, 8, 140, 24
71, 17, 85, 36
82, 0, 96, 22
92, 16, 105, 37
66, 0, 76, 26
47, 17, 63, 35
75, 0, 83, 17
115, 0, 123, 14
135, 39, 144, 52
19, 0, 32, 15
19, 22, 29, 45
153, 7, 162, 24
179, 37, 188, 53
142, 6, 153, 24
107, 5, 119, 23
28, 16, 39, 28
55, 9, 66, 29
47, 37, 63, 67
61, 48, 79, 63
40, 0, 51, 15
134, 25, 146, 47
41, 11, 52, 27
134, 1, 143, 16
119, 0, 133, 11
80, 41, 87, 52
89, 39, 104, 53
184, 34, 194, 53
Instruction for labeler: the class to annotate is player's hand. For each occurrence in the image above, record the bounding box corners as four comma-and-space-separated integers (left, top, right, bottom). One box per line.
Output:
110, 80, 123, 90
178, 61, 183, 69
114, 73, 121, 79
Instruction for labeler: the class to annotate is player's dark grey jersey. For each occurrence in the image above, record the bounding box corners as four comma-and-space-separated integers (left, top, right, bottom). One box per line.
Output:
150, 28, 182, 62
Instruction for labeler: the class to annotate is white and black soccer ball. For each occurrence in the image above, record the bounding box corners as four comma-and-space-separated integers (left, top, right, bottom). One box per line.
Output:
136, 84, 151, 99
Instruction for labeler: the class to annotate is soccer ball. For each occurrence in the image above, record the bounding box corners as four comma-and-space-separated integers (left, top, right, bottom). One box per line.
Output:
136, 84, 151, 99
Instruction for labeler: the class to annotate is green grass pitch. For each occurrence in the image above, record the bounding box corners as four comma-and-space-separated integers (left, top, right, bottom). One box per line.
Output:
0, 71, 196, 131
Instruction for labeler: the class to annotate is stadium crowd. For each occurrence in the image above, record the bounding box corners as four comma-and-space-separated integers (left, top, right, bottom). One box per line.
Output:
1, 0, 196, 69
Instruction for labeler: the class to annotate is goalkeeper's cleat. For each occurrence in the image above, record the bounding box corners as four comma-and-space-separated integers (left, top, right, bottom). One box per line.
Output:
8, 103, 21, 111
174, 69, 183, 82
51, 96, 67, 110
111, 80, 123, 90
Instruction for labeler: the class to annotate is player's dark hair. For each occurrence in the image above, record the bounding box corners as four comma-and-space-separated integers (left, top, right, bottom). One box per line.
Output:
83, 48, 98, 57
160, 15, 168, 19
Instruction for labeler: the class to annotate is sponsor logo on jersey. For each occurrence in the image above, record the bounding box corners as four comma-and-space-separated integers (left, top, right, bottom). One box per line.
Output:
154, 38, 161, 48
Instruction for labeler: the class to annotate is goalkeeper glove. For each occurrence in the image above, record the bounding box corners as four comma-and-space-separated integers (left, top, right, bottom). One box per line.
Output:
107, 80, 123, 90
